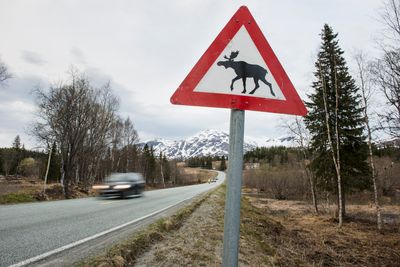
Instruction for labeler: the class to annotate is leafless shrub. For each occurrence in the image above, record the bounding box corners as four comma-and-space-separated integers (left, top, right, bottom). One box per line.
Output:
0, 57, 12, 86
243, 165, 308, 200
375, 156, 400, 197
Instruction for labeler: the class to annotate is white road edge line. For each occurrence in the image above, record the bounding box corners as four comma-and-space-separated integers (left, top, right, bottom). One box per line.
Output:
9, 195, 195, 267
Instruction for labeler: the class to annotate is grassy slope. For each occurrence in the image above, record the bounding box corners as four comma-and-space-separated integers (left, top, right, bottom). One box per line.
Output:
0, 191, 36, 204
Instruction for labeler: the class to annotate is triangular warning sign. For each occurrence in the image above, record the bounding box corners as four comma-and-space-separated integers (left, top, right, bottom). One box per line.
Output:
170, 6, 307, 116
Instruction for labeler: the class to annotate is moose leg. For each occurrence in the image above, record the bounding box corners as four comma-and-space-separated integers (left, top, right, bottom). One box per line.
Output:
260, 77, 275, 96
241, 77, 247, 93
230, 76, 241, 91
249, 78, 260, 94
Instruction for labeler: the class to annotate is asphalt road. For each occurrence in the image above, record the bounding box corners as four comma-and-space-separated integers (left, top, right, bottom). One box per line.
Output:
0, 171, 225, 267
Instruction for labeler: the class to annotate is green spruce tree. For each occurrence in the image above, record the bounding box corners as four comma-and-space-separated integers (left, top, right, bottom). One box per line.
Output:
220, 155, 227, 171
47, 142, 61, 181
162, 154, 170, 183
148, 146, 156, 184
0, 150, 3, 174
304, 24, 370, 221
205, 156, 213, 169
142, 144, 150, 183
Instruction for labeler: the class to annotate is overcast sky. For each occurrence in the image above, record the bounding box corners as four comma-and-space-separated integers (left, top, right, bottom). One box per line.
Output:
0, 0, 385, 149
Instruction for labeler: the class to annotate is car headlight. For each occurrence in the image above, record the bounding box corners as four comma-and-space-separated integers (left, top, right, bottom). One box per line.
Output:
114, 184, 131, 189
92, 185, 110, 189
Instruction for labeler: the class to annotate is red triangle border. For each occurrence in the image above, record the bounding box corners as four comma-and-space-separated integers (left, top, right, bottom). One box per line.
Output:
170, 6, 307, 116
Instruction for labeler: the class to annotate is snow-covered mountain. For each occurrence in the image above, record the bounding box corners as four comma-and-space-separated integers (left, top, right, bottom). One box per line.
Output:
141, 129, 295, 159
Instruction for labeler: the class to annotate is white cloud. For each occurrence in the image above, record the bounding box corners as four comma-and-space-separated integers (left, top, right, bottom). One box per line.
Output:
0, 0, 387, 148
21, 50, 47, 66
0, 100, 36, 148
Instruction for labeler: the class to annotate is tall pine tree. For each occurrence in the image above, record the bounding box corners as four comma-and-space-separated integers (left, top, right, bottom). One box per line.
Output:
304, 24, 370, 221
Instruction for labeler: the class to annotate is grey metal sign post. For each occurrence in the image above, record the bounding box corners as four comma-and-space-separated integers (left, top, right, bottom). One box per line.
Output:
170, 6, 308, 267
222, 109, 245, 267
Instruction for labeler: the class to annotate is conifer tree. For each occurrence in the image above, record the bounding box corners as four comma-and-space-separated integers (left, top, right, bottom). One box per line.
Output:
162, 154, 170, 183
220, 156, 227, 171
0, 150, 3, 174
13, 135, 21, 150
148, 146, 156, 183
206, 156, 213, 169
142, 144, 150, 182
159, 151, 165, 187
47, 142, 61, 181
304, 24, 370, 223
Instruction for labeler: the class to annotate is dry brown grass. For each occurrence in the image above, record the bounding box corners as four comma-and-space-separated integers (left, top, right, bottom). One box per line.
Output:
134, 188, 400, 267
247, 197, 400, 266
177, 168, 218, 185
0, 176, 44, 195
0, 176, 93, 203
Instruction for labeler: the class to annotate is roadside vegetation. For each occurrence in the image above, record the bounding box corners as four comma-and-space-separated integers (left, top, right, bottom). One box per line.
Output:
243, 145, 400, 225
0, 165, 216, 204
0, 191, 36, 204
79, 183, 399, 267
241, 196, 400, 266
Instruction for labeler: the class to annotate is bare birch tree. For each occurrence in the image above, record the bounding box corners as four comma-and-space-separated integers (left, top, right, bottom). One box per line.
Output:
79, 83, 119, 190
34, 69, 119, 197
319, 61, 344, 227
372, 0, 400, 138
380, 0, 400, 43
285, 117, 318, 213
354, 52, 383, 231
123, 117, 139, 172
109, 117, 124, 171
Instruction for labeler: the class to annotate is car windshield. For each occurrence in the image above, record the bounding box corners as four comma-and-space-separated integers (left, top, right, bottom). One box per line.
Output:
106, 173, 141, 182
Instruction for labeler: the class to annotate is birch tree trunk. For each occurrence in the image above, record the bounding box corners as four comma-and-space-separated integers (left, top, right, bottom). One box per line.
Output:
43, 143, 52, 195
333, 56, 344, 226
319, 61, 343, 227
355, 53, 382, 231
160, 160, 165, 188
295, 117, 319, 214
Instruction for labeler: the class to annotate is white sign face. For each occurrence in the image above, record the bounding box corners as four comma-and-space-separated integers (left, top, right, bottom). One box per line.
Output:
194, 26, 286, 100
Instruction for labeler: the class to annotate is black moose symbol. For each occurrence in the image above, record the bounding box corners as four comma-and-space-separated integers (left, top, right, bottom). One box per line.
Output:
217, 51, 275, 96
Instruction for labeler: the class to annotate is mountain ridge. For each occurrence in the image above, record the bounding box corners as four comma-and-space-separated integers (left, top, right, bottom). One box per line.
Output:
140, 129, 295, 159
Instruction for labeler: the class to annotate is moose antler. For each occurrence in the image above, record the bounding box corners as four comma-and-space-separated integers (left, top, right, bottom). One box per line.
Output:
224, 50, 239, 61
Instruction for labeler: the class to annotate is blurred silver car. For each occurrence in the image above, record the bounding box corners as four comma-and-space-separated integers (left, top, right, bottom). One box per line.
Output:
92, 172, 145, 198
